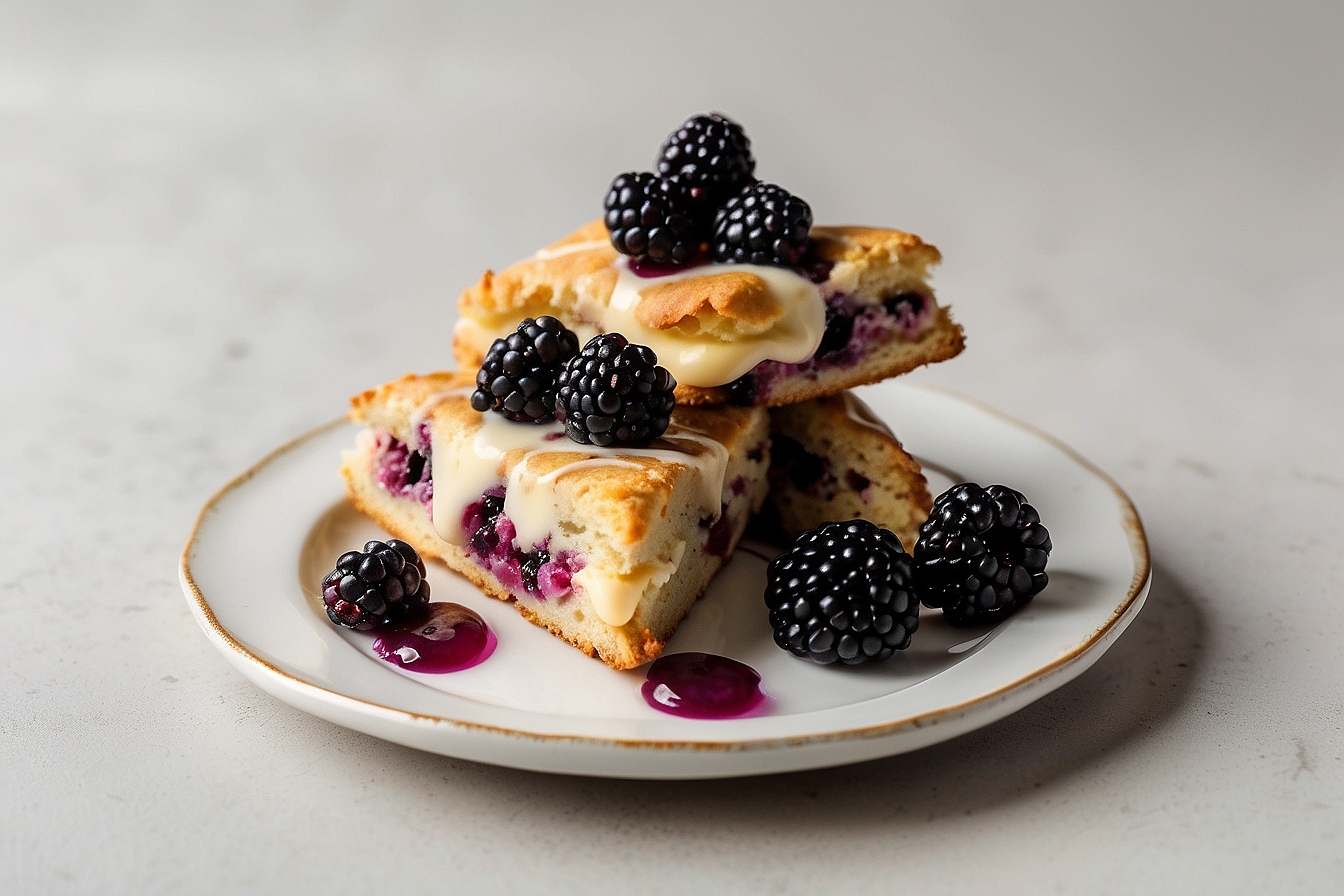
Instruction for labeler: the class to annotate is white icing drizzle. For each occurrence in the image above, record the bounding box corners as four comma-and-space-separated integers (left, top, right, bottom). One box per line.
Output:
430, 411, 559, 545
499, 425, 731, 550
503, 451, 636, 550
654, 427, 730, 511
533, 456, 643, 485
426, 406, 733, 627
598, 260, 826, 388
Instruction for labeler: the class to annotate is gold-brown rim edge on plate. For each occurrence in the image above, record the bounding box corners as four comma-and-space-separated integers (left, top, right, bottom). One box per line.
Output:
179, 385, 1151, 755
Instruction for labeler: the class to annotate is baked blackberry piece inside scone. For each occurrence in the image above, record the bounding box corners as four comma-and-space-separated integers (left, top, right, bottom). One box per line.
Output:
341, 372, 771, 670
761, 392, 932, 552
453, 220, 964, 408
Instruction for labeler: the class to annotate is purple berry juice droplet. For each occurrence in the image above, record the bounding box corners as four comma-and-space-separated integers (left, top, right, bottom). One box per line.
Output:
372, 602, 496, 673
641, 652, 764, 719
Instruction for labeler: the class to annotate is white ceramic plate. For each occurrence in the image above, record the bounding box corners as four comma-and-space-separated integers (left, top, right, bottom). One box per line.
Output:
180, 383, 1149, 779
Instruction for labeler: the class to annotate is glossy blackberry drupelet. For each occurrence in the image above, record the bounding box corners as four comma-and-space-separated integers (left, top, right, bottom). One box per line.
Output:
322, 539, 430, 631
712, 182, 813, 267
764, 520, 919, 665
466, 491, 505, 559
520, 549, 549, 592
603, 171, 701, 265
555, 333, 677, 447
470, 316, 580, 423
654, 112, 756, 209
912, 483, 1052, 626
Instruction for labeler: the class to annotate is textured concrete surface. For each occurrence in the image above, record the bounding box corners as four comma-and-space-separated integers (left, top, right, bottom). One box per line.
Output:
2, 3, 1341, 893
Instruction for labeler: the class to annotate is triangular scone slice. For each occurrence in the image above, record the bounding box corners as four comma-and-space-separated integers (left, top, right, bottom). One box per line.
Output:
341, 372, 771, 670
761, 392, 932, 552
454, 221, 964, 408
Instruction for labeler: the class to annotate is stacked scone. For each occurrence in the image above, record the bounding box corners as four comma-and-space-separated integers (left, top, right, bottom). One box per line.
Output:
341, 114, 964, 669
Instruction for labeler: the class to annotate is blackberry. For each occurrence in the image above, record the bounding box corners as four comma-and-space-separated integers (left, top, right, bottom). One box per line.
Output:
520, 548, 549, 592
321, 539, 430, 631
478, 492, 505, 524
654, 112, 756, 208
764, 520, 919, 665
470, 316, 580, 423
555, 333, 676, 447
467, 491, 506, 558
712, 182, 813, 267
912, 483, 1052, 626
603, 172, 701, 266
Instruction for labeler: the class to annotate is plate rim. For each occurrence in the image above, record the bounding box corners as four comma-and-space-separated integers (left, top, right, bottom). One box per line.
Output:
180, 384, 1151, 756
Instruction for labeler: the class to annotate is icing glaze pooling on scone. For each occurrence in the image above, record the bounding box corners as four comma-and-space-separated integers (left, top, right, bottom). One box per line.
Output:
428, 409, 731, 626
598, 260, 825, 387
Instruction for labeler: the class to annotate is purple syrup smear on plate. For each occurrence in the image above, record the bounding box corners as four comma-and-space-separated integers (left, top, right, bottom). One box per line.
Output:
372, 602, 496, 673
641, 652, 765, 719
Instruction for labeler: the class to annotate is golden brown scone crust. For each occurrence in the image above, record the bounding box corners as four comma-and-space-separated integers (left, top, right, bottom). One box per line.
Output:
635, 270, 784, 333
810, 226, 941, 268
348, 370, 472, 430
457, 220, 618, 327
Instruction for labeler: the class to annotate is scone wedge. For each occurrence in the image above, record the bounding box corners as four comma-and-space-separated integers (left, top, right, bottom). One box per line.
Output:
341, 372, 771, 670
454, 220, 964, 407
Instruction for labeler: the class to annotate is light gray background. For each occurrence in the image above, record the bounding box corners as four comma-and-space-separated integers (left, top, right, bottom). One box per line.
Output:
3, 3, 1341, 893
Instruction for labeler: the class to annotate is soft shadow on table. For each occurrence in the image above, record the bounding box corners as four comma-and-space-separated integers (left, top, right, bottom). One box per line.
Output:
429, 560, 1202, 817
